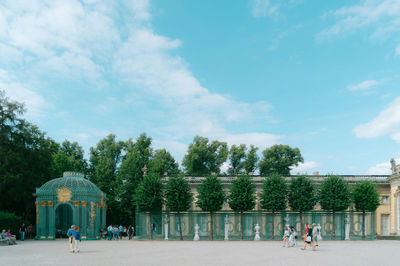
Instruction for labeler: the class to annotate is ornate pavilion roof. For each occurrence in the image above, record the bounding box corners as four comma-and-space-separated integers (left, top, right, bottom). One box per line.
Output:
36, 171, 102, 195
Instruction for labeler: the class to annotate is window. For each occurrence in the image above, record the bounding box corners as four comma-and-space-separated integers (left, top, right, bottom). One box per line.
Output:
381, 196, 389, 205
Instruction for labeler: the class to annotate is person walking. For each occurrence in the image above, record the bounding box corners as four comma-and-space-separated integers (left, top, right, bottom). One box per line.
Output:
302, 224, 315, 251
282, 226, 290, 247
66, 225, 76, 253
289, 226, 297, 247
27, 224, 33, 239
107, 224, 113, 240
119, 224, 123, 239
312, 223, 318, 247
19, 223, 26, 241
74, 227, 81, 253
128, 225, 133, 240
113, 225, 119, 240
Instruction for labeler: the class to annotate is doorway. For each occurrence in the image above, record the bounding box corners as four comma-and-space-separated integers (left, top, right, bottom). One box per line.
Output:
381, 214, 390, 236
55, 204, 73, 238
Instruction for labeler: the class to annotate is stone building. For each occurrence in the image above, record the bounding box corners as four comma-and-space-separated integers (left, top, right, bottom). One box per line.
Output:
34, 172, 107, 240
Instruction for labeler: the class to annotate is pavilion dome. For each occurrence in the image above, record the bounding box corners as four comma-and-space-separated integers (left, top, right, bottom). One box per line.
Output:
36, 171, 102, 195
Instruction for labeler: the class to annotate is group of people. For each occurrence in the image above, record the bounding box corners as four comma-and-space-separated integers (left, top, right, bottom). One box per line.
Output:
1, 229, 17, 245
66, 225, 81, 253
282, 223, 321, 251
106, 225, 134, 240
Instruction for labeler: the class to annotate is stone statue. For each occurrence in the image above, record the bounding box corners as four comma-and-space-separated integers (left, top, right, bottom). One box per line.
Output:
164, 215, 169, 240
390, 158, 400, 175
254, 224, 260, 241
194, 224, 200, 241
224, 215, 229, 240
344, 215, 350, 240
284, 214, 290, 227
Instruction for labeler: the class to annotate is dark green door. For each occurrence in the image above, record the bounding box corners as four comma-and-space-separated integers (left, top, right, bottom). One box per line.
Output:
55, 204, 73, 238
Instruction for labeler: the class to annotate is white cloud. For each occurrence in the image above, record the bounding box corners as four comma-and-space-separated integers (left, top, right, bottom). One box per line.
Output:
354, 97, 400, 142
318, 0, 400, 50
290, 161, 320, 174
365, 158, 399, 175
252, 0, 281, 18
0, 69, 50, 120
348, 80, 379, 91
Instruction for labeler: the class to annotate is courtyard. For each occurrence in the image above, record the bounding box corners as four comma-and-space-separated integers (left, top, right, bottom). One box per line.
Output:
1, 239, 399, 266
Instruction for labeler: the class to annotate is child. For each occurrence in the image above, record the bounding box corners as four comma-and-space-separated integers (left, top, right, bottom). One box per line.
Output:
74, 227, 81, 253
282, 226, 290, 247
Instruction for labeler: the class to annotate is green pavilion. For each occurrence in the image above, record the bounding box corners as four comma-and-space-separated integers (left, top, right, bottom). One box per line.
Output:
34, 172, 106, 240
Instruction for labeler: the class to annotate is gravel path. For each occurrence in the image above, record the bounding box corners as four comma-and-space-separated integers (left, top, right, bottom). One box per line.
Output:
1, 239, 399, 266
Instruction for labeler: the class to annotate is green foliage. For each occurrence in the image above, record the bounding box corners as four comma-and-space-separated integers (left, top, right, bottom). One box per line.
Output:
135, 173, 164, 212
243, 145, 259, 174
165, 175, 193, 212
149, 149, 180, 176
50, 140, 88, 177
0, 91, 57, 223
0, 211, 23, 234
259, 174, 287, 212
228, 175, 256, 212
320, 175, 351, 212
197, 175, 225, 212
182, 136, 228, 176
228, 144, 246, 175
352, 181, 380, 212
258, 144, 303, 176
88, 134, 125, 224
288, 176, 316, 213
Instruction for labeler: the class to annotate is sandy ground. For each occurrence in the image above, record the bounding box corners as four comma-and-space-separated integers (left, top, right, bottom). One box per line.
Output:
1, 239, 399, 266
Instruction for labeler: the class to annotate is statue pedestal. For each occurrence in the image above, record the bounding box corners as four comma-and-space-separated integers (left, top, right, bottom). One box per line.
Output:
254, 224, 260, 241
194, 224, 200, 241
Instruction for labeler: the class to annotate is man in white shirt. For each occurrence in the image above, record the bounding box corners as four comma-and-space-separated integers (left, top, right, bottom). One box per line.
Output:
107, 225, 113, 240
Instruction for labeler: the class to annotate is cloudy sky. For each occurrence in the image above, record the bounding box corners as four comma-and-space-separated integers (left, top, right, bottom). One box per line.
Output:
1, 0, 400, 175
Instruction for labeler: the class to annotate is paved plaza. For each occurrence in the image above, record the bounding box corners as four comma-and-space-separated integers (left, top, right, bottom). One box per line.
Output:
1, 239, 399, 266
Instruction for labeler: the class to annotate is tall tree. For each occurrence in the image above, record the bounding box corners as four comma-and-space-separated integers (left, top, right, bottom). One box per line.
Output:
0, 91, 57, 222
115, 133, 152, 225
243, 145, 259, 175
134, 173, 164, 240
259, 174, 287, 240
182, 136, 228, 176
352, 181, 380, 240
228, 175, 256, 240
165, 175, 193, 240
196, 175, 225, 240
148, 149, 179, 176
258, 144, 303, 176
319, 175, 351, 239
50, 140, 88, 177
228, 144, 246, 175
288, 176, 317, 230
89, 134, 124, 224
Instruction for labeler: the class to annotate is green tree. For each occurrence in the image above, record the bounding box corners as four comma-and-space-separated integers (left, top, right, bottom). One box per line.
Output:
258, 144, 303, 176
89, 134, 125, 224
196, 175, 225, 240
228, 144, 246, 175
0, 91, 58, 223
182, 136, 228, 176
135, 173, 164, 240
115, 133, 152, 225
352, 181, 380, 239
319, 175, 351, 239
259, 174, 287, 239
288, 176, 317, 230
243, 145, 259, 174
165, 175, 193, 240
149, 149, 179, 176
228, 175, 256, 239
50, 140, 88, 178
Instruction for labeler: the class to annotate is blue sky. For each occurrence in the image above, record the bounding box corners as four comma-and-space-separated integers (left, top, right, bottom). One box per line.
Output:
1, 0, 400, 175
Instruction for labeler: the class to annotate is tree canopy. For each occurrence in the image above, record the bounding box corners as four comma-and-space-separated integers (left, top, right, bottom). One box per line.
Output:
258, 144, 303, 176
182, 136, 228, 176
243, 145, 259, 175
320, 175, 351, 212
228, 144, 246, 175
